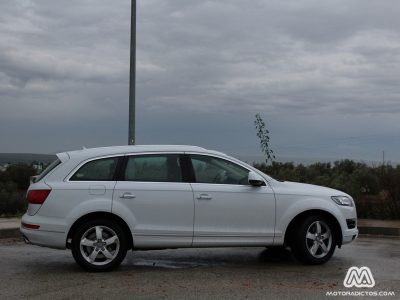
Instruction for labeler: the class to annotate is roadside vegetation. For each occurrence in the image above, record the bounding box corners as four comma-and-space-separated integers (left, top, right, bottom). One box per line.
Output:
0, 164, 36, 217
0, 160, 399, 219
253, 114, 400, 220
254, 160, 400, 219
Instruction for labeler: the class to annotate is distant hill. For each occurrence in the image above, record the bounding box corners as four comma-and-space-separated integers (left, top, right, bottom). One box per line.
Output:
0, 153, 56, 165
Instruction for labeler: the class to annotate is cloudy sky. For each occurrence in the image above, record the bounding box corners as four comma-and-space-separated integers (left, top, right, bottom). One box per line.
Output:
0, 0, 399, 163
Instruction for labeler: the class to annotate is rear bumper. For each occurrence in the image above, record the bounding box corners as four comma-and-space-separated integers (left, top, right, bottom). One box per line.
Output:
20, 227, 66, 249
20, 214, 67, 249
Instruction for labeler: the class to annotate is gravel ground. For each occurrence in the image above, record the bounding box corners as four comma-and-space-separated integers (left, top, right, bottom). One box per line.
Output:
0, 237, 399, 299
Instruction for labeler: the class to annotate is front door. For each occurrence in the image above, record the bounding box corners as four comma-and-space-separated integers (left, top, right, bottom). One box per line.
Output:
189, 154, 275, 246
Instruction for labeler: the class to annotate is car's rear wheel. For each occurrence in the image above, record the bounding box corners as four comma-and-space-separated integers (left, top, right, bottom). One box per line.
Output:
71, 219, 128, 272
290, 215, 337, 265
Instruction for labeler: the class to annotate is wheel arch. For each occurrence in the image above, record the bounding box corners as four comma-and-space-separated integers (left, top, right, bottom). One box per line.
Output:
284, 209, 343, 248
66, 212, 134, 250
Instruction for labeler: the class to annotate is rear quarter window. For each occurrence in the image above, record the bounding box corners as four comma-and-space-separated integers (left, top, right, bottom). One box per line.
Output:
34, 158, 61, 182
70, 157, 118, 181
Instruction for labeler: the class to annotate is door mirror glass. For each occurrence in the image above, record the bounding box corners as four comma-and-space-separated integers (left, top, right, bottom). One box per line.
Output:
248, 171, 264, 186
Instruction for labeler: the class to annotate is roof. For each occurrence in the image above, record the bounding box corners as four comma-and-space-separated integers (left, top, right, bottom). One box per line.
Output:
58, 145, 228, 160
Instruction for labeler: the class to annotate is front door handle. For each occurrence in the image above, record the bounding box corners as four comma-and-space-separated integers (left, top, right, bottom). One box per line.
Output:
197, 194, 212, 200
120, 192, 136, 199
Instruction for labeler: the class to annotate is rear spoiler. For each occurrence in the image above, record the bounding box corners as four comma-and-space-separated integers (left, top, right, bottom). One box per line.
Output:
56, 152, 70, 163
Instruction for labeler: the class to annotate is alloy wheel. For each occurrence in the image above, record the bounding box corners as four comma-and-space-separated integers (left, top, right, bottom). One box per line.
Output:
79, 225, 120, 266
305, 220, 332, 258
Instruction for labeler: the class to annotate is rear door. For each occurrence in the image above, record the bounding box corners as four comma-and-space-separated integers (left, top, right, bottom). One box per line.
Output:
112, 153, 194, 248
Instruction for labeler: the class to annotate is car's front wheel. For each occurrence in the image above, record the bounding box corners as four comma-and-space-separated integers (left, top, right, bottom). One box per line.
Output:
290, 215, 337, 265
71, 219, 128, 272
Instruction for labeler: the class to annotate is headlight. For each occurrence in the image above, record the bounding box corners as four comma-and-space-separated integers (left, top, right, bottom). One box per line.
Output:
331, 195, 353, 207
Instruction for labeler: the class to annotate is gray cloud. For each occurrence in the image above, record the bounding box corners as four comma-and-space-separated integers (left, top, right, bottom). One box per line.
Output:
0, 0, 399, 162
133, 1, 400, 119
0, 0, 130, 126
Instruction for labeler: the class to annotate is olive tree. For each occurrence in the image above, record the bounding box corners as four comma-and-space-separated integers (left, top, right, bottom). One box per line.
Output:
254, 113, 275, 164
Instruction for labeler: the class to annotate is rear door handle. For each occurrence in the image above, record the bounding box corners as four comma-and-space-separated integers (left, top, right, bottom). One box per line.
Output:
197, 194, 212, 200
120, 192, 136, 199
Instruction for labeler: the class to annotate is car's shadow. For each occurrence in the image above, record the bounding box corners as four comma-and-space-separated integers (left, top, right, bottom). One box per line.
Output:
258, 247, 295, 264
121, 247, 297, 271
20, 244, 298, 273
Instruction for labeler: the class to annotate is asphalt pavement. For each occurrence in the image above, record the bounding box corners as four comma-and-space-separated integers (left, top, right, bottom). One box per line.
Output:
0, 237, 398, 299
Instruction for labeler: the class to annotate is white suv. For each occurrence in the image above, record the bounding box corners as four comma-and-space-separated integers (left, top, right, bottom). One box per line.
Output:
21, 145, 358, 271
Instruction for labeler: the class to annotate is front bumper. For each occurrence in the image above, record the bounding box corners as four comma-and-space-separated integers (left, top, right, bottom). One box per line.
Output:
342, 227, 359, 245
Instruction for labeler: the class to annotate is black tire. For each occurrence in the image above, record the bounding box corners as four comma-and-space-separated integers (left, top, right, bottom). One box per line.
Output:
71, 219, 128, 272
290, 215, 337, 265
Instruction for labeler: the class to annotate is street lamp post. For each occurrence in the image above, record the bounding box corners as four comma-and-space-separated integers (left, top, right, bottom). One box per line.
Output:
128, 0, 136, 145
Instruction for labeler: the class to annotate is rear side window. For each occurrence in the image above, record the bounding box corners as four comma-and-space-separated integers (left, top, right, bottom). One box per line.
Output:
124, 154, 182, 182
70, 157, 118, 181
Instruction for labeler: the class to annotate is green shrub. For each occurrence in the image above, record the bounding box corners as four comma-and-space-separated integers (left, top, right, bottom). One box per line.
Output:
0, 164, 34, 216
0, 182, 27, 216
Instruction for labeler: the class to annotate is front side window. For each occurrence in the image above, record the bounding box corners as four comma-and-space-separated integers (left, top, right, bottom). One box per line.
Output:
70, 157, 118, 181
190, 155, 249, 185
124, 154, 182, 182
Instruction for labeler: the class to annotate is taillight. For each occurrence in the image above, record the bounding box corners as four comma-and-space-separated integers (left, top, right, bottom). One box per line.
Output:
27, 189, 51, 204
21, 222, 40, 229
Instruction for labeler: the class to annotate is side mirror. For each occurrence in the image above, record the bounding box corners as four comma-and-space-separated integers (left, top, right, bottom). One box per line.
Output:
248, 171, 264, 187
